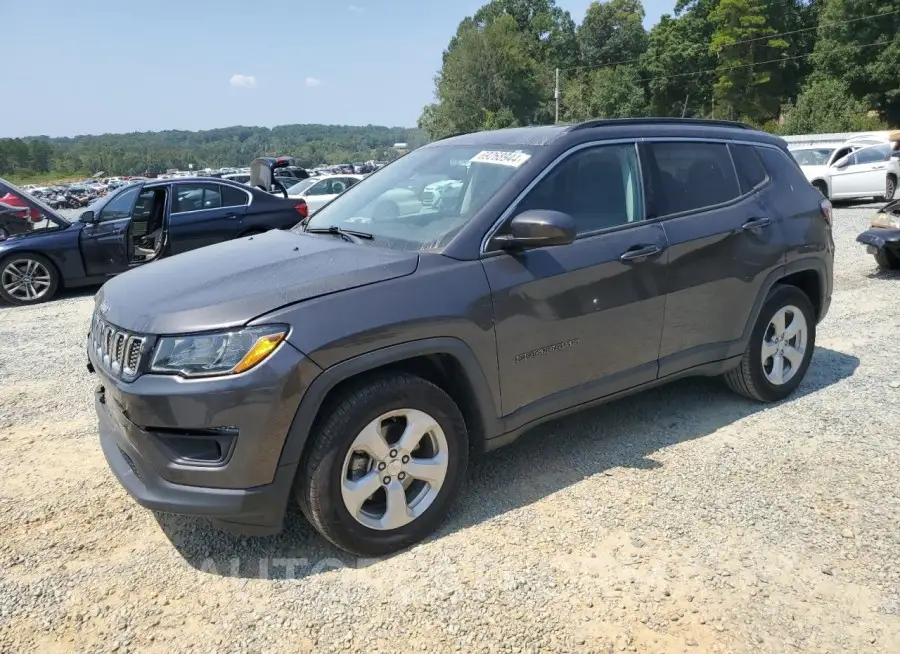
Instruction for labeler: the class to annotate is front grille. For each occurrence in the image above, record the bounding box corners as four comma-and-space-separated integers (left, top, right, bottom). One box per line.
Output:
90, 314, 147, 381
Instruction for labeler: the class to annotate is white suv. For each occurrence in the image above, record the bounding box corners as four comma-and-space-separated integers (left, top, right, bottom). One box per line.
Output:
790, 141, 898, 202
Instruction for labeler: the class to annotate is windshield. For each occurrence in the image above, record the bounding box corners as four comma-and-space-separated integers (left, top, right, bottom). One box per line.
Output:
0, 178, 69, 240
790, 148, 834, 166
301, 144, 536, 251
286, 179, 316, 195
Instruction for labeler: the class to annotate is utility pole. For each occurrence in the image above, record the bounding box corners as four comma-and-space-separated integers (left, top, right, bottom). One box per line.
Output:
681, 94, 690, 118
554, 68, 560, 124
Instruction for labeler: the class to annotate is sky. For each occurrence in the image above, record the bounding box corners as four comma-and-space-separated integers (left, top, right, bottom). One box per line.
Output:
1, 0, 675, 138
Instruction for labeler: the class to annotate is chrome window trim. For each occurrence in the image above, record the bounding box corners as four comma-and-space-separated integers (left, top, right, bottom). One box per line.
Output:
479, 136, 786, 255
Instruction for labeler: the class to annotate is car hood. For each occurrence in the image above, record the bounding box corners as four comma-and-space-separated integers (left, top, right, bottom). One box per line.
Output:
95, 229, 419, 334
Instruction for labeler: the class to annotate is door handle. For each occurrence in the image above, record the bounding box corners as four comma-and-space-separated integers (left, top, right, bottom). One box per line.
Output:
742, 217, 771, 231
620, 244, 664, 262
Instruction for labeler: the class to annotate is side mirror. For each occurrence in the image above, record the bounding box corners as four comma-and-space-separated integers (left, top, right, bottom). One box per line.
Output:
79, 210, 96, 223
490, 209, 576, 251
833, 156, 851, 169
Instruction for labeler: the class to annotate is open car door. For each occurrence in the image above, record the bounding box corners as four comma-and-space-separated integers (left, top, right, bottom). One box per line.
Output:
79, 184, 141, 276
250, 156, 299, 197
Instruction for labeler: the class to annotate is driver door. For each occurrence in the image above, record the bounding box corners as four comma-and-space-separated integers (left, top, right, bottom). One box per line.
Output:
79, 185, 141, 276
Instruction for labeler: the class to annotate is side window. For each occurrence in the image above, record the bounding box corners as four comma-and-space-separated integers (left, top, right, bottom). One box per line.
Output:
831, 147, 853, 166
131, 189, 157, 222
174, 184, 221, 213
202, 186, 222, 209
306, 180, 331, 196
855, 144, 891, 164
643, 142, 741, 216
730, 144, 768, 194
516, 143, 644, 235
98, 186, 140, 222
220, 184, 248, 208
755, 146, 813, 193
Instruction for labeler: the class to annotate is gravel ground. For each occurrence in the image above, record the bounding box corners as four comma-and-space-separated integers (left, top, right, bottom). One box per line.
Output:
1, 204, 898, 653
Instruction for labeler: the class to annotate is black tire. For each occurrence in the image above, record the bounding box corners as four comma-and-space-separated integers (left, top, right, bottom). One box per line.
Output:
874, 247, 900, 270
296, 372, 469, 556
0, 253, 60, 306
812, 180, 828, 199
883, 175, 897, 202
723, 284, 816, 402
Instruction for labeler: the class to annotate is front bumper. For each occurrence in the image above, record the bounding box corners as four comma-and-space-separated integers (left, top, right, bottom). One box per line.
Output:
90, 339, 322, 535
857, 227, 900, 251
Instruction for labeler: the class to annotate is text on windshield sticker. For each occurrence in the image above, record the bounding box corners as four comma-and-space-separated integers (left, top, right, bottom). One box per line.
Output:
469, 150, 532, 167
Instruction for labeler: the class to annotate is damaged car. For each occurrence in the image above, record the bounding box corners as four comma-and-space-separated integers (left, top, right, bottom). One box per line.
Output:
857, 199, 900, 270
0, 175, 308, 305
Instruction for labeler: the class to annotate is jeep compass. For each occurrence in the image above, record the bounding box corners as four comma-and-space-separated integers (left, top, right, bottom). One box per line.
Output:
89, 118, 834, 555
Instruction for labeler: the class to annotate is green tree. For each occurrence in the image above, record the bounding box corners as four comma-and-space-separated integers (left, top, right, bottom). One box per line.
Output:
781, 77, 886, 134
418, 14, 544, 139
707, 0, 788, 121
577, 0, 648, 68
562, 65, 647, 121
641, 12, 716, 117
809, 0, 900, 124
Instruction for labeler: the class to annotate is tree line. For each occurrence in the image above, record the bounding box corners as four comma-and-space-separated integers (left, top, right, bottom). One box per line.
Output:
0, 124, 427, 180
418, 0, 899, 138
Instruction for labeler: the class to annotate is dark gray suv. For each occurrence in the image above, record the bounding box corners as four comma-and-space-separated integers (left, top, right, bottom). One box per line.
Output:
88, 119, 835, 555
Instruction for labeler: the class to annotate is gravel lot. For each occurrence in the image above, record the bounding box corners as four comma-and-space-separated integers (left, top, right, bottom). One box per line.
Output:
1, 204, 898, 653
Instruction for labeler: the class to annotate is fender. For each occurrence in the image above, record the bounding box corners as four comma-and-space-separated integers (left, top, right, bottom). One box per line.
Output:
276, 337, 502, 467
738, 257, 830, 349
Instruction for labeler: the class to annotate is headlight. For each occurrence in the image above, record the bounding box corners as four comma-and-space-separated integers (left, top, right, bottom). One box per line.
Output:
150, 325, 288, 377
871, 212, 900, 229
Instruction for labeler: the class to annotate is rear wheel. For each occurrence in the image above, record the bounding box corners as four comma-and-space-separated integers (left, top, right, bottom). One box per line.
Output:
724, 285, 816, 402
883, 175, 897, 202
0, 253, 59, 305
296, 372, 469, 556
874, 247, 900, 270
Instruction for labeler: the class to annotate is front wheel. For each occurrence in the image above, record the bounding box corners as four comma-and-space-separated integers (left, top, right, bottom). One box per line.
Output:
296, 372, 469, 555
0, 253, 59, 305
724, 285, 816, 402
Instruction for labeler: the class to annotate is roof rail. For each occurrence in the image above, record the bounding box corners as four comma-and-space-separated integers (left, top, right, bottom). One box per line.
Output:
436, 131, 473, 141
570, 117, 753, 131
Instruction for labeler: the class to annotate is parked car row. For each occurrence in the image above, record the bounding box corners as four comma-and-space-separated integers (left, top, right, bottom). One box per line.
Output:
0, 163, 308, 305
789, 133, 900, 202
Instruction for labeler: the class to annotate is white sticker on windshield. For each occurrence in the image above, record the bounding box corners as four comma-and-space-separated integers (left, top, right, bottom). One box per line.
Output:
469, 150, 532, 167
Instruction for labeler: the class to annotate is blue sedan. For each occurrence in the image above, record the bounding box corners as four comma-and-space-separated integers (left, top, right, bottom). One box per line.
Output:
0, 177, 309, 305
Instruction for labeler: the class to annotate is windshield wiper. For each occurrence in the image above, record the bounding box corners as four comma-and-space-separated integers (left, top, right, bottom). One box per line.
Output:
305, 225, 374, 240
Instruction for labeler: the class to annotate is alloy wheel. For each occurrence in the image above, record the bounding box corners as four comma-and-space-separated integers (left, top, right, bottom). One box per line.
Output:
761, 305, 808, 386
340, 408, 449, 531
1, 258, 53, 302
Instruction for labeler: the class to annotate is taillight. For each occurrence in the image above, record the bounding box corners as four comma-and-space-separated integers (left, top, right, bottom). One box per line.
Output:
820, 198, 833, 227
294, 201, 308, 218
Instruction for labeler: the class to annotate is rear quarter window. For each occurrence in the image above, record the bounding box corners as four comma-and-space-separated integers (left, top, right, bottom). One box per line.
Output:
755, 147, 814, 194
730, 144, 768, 193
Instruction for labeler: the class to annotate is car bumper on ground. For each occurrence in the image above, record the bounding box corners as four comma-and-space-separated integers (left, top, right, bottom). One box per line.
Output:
857, 227, 900, 252
90, 341, 322, 535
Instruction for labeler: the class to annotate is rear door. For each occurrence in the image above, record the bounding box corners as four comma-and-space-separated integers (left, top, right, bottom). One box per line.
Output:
644, 140, 784, 376
168, 182, 244, 254
79, 185, 141, 276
